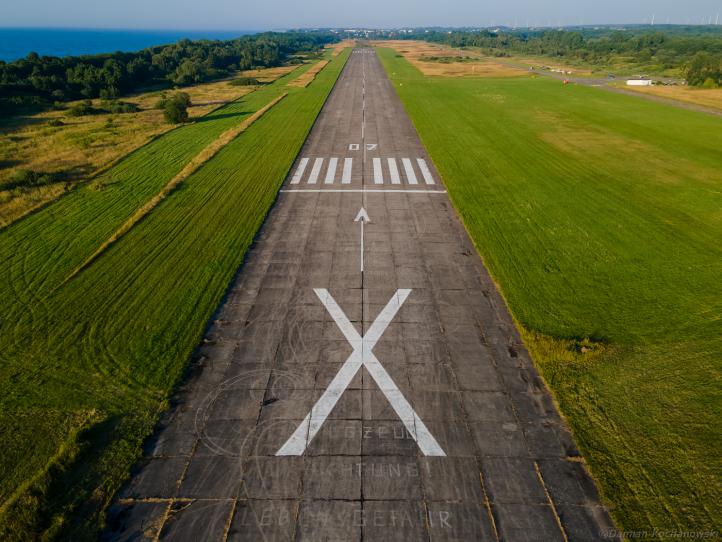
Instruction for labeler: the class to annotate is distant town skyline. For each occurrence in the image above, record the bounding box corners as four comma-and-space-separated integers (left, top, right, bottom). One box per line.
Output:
2, 0, 722, 30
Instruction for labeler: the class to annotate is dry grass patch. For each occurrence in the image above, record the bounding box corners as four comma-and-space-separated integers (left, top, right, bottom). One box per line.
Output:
621, 84, 722, 111
508, 55, 596, 77
0, 65, 294, 228
327, 40, 355, 56
374, 40, 525, 78
238, 65, 298, 83
537, 116, 721, 187
288, 60, 329, 87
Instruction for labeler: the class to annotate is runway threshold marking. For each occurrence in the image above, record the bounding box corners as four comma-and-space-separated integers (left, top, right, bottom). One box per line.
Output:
325, 157, 338, 184
290, 158, 309, 184
342, 158, 353, 184
388, 158, 401, 184
276, 288, 446, 457
417, 158, 436, 185
308, 158, 324, 184
402, 158, 418, 184
373, 157, 383, 184
280, 189, 448, 194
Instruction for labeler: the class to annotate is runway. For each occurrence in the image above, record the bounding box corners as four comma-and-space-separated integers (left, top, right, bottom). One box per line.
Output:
105, 48, 616, 541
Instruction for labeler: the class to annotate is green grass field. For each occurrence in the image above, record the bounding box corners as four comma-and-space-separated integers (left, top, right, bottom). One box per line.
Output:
378, 48, 722, 535
0, 49, 350, 539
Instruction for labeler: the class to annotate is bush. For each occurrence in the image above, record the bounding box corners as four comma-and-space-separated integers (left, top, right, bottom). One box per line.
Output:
685, 52, 722, 87
2, 169, 60, 190
171, 92, 191, 108
164, 102, 188, 124
67, 103, 94, 117
154, 94, 168, 109
230, 76, 260, 86
162, 92, 191, 124
48, 119, 64, 127
103, 100, 140, 114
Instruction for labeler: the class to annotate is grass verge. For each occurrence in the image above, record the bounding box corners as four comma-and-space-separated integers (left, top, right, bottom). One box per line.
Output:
378, 47, 721, 534
67, 92, 289, 280
0, 48, 350, 539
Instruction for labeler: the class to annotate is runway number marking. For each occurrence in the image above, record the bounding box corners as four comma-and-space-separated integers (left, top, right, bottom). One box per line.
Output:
276, 289, 446, 457
366, 143, 378, 151
349, 144, 360, 151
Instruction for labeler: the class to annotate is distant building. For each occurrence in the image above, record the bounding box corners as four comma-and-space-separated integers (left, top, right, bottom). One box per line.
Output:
627, 79, 653, 86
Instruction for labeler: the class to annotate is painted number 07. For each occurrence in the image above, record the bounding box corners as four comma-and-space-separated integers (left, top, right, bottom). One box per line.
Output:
348, 144, 377, 151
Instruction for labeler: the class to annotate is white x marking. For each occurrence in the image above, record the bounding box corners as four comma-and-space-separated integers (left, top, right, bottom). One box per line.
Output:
276, 288, 445, 456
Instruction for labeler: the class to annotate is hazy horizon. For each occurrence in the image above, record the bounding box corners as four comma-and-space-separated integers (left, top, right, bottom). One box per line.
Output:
2, 0, 721, 31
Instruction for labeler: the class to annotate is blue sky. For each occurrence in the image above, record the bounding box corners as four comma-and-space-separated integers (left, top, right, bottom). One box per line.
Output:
2, 0, 721, 29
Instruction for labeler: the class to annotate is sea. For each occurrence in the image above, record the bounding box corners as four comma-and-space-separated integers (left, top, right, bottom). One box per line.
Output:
0, 28, 256, 63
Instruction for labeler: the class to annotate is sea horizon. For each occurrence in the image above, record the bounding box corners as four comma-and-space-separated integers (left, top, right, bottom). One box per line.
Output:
0, 27, 264, 62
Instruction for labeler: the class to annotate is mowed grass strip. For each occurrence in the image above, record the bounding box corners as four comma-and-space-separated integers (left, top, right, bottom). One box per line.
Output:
377, 48, 722, 533
0, 60, 316, 323
288, 59, 330, 87
0, 48, 350, 539
67, 92, 289, 280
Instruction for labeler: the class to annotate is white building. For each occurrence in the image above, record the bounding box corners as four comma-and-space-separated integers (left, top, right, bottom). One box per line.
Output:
626, 79, 653, 86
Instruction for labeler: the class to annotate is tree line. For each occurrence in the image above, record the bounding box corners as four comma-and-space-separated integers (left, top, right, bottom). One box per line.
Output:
400, 28, 722, 87
0, 32, 336, 115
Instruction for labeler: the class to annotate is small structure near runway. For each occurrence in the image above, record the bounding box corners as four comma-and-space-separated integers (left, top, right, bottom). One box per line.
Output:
627, 79, 653, 86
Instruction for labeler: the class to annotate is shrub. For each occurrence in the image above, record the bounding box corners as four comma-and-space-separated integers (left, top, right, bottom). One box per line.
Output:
171, 92, 191, 108
3, 169, 60, 190
48, 119, 64, 127
162, 92, 191, 124
230, 76, 260, 86
154, 94, 168, 109
67, 103, 94, 117
104, 101, 140, 114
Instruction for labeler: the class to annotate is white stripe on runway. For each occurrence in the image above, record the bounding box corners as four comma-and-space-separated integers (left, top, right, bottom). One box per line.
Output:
281, 189, 448, 194
291, 158, 309, 184
373, 158, 383, 184
387, 158, 401, 184
402, 158, 418, 185
308, 158, 324, 184
417, 158, 435, 185
325, 157, 338, 184
342, 158, 353, 184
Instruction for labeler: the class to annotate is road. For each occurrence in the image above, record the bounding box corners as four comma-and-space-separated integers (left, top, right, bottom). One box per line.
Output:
104, 48, 617, 541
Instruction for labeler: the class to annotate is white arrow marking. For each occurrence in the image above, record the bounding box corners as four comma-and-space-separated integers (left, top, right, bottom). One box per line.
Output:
354, 207, 370, 223
276, 289, 445, 457
354, 207, 370, 273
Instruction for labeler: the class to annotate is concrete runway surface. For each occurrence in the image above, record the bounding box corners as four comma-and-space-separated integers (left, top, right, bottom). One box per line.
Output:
104, 49, 617, 542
